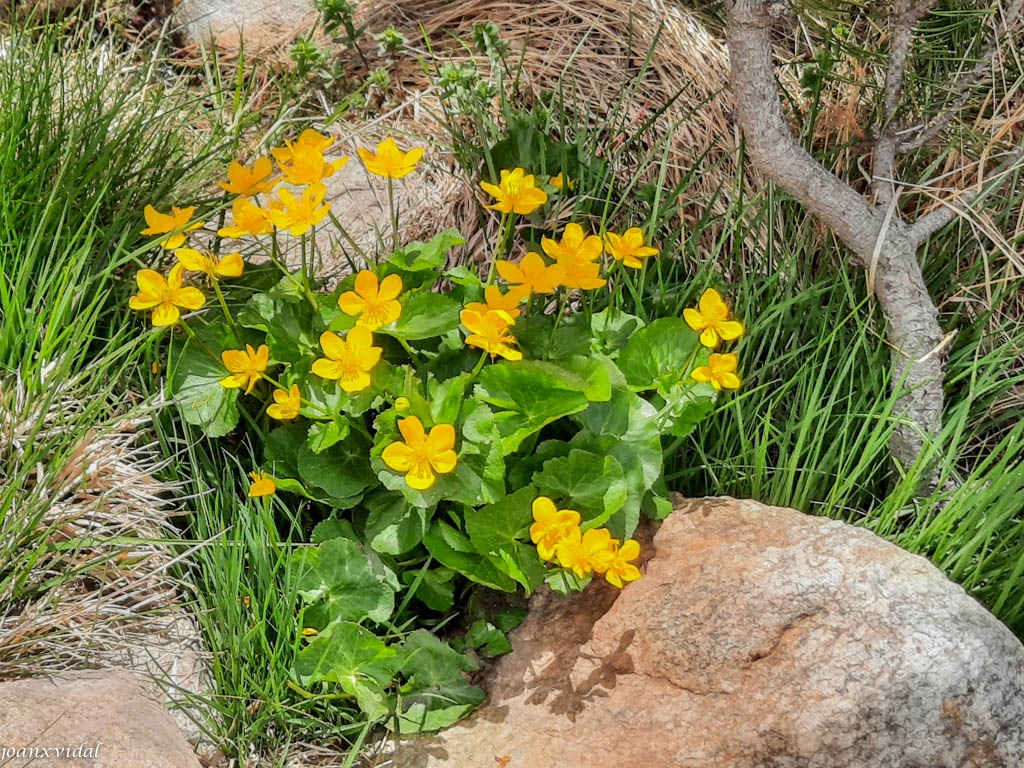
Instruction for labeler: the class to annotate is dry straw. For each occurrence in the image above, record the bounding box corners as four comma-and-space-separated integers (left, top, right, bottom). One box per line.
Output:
0, 369, 210, 739
332, 0, 753, 264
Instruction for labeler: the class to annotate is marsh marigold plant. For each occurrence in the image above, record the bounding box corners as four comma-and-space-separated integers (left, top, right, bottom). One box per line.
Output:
135, 137, 748, 731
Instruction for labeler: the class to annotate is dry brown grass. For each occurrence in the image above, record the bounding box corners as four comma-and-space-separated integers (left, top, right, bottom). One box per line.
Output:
290, 0, 753, 268
0, 368, 211, 746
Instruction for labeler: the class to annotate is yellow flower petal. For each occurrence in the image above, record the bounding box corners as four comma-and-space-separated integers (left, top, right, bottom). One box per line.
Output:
151, 304, 180, 326
382, 441, 415, 472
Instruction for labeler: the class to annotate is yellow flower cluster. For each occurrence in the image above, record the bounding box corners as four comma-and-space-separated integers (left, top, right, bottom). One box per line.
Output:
211, 128, 343, 239
457, 200, 661, 363
529, 497, 642, 589
684, 288, 744, 390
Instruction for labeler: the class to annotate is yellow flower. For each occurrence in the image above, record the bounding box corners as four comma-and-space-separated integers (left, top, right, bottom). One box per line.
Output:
691, 352, 741, 391
495, 252, 561, 296
683, 288, 744, 349
271, 128, 335, 164
337, 271, 403, 329
248, 471, 276, 497
218, 197, 274, 238
381, 416, 458, 491
141, 205, 204, 250
176, 248, 244, 280
267, 384, 301, 420
276, 143, 347, 188
267, 186, 331, 236
218, 157, 277, 196
530, 497, 581, 562
460, 308, 523, 361
603, 539, 642, 588
551, 259, 605, 291
129, 263, 205, 327
464, 285, 525, 319
311, 326, 381, 393
220, 344, 269, 395
357, 137, 424, 179
555, 527, 618, 579
604, 227, 659, 269
479, 168, 547, 215
550, 172, 574, 191
541, 223, 602, 263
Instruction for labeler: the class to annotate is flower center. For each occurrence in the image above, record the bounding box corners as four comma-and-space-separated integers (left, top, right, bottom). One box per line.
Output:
339, 360, 362, 381
362, 300, 391, 327
407, 449, 434, 480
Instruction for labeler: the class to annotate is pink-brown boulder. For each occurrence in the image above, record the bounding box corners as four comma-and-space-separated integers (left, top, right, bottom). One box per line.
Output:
391, 497, 1024, 767
0, 669, 202, 768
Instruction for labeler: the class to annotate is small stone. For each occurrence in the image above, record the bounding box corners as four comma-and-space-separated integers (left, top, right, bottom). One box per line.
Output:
0, 669, 202, 768
390, 497, 1024, 768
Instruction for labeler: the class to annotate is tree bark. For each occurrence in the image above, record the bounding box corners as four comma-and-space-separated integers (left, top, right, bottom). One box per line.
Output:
725, 0, 946, 471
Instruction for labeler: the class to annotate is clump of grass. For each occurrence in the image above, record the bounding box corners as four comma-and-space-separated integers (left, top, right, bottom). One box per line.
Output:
150, 427, 374, 765
0, 17, 232, 689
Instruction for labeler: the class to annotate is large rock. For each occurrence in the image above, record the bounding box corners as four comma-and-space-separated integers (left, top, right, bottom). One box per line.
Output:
392, 497, 1024, 768
172, 0, 316, 50
0, 669, 202, 767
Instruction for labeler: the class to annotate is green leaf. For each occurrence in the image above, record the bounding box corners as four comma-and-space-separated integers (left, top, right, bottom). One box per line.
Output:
476, 360, 591, 452
463, 620, 513, 657
306, 419, 350, 454
559, 355, 614, 402
655, 379, 718, 438
172, 373, 239, 438
464, 486, 546, 592
443, 265, 483, 287
423, 522, 517, 592
429, 374, 469, 425
365, 492, 430, 555
643, 491, 674, 520
532, 449, 628, 529
293, 621, 399, 720
617, 317, 699, 391
396, 630, 484, 733
265, 423, 306, 478
312, 518, 359, 543
401, 628, 480, 684
298, 434, 375, 503
590, 309, 646, 356
513, 312, 591, 361
464, 485, 536, 553
386, 228, 465, 272
572, 386, 663, 537
382, 290, 461, 340
237, 287, 320, 364
401, 568, 455, 612
296, 537, 396, 624
545, 568, 592, 595
168, 323, 243, 438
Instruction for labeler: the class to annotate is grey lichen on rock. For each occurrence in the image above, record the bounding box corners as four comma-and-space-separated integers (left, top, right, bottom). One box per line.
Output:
390, 497, 1024, 768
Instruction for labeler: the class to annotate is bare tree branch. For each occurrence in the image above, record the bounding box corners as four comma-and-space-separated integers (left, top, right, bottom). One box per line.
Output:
872, 0, 938, 204
725, 0, 947, 474
898, 0, 1024, 153
726, 0, 881, 254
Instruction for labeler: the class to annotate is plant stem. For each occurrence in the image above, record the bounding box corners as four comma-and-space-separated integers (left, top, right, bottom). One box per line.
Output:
485, 212, 513, 284
212, 279, 241, 343
470, 350, 489, 378
387, 176, 399, 254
